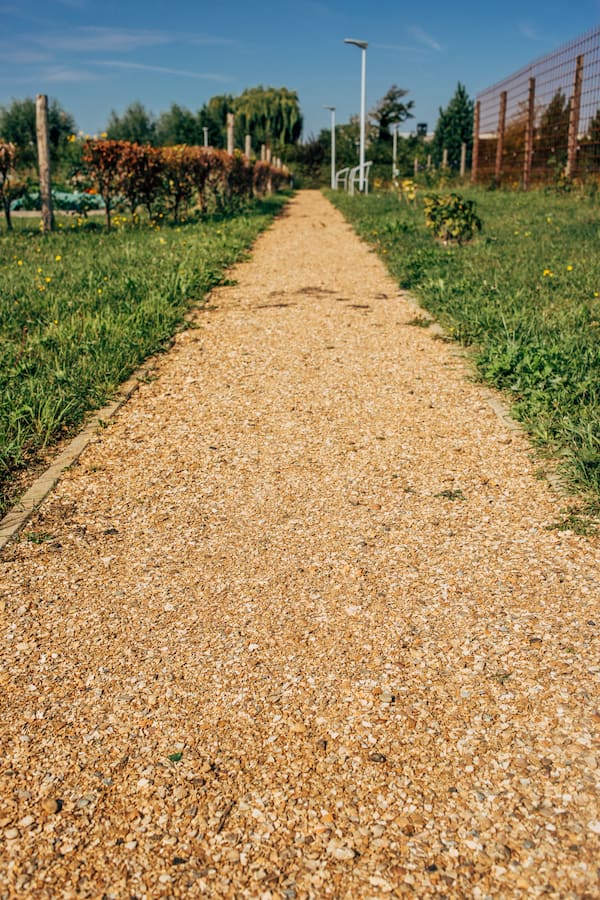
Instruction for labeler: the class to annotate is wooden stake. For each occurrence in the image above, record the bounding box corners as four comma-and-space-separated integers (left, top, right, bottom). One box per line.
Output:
566, 54, 584, 179
471, 100, 480, 184
226, 113, 235, 155
495, 90, 507, 185
36, 94, 54, 233
245, 134, 252, 158
460, 142, 467, 177
523, 77, 536, 191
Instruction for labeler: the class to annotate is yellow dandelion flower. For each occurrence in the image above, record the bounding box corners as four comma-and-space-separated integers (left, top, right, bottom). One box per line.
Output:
566, 264, 573, 271
45, 276, 52, 283
55, 255, 62, 262
17, 259, 23, 266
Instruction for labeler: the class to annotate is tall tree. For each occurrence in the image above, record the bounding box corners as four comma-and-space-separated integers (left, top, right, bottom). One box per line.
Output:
197, 95, 235, 148
155, 103, 201, 146
432, 83, 474, 170
536, 89, 570, 170
370, 85, 414, 141
105, 102, 156, 145
233, 86, 302, 153
0, 97, 75, 168
580, 106, 600, 172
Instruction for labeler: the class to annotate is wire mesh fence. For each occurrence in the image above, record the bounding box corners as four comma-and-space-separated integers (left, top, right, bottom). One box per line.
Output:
473, 25, 600, 187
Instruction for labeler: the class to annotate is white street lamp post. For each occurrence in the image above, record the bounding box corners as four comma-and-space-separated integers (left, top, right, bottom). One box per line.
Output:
324, 105, 336, 189
344, 38, 368, 192
393, 125, 398, 180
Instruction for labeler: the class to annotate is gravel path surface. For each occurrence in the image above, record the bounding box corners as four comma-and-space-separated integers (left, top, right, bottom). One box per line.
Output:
1, 190, 599, 898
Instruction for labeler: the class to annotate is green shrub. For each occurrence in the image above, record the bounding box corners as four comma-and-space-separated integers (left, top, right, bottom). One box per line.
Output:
423, 192, 482, 244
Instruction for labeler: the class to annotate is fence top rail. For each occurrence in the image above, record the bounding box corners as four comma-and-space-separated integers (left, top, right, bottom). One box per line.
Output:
476, 23, 600, 103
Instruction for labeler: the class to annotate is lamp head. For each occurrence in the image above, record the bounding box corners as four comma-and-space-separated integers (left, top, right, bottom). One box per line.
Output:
323, 105, 336, 112
344, 38, 368, 49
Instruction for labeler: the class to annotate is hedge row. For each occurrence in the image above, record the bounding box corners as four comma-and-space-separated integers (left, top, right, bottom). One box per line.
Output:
81, 140, 289, 229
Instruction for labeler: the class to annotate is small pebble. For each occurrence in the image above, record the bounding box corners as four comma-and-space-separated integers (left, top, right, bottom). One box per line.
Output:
40, 798, 60, 815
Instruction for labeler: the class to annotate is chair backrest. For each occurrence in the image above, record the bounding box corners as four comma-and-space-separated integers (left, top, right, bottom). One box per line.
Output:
348, 161, 373, 195
335, 167, 350, 189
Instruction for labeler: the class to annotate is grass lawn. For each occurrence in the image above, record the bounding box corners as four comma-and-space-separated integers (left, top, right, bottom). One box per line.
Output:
330, 187, 600, 528
0, 196, 289, 515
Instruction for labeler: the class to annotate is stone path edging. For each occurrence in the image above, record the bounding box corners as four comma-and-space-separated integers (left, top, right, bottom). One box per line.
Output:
0, 364, 153, 553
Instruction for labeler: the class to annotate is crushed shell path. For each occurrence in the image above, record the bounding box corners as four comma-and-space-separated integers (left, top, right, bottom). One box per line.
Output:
1, 190, 599, 899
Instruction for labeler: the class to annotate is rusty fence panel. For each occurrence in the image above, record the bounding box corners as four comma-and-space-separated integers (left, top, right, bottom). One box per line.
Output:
474, 25, 600, 186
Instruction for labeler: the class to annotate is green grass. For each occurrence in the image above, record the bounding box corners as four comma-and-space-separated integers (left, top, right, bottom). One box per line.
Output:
0, 196, 289, 514
329, 187, 600, 514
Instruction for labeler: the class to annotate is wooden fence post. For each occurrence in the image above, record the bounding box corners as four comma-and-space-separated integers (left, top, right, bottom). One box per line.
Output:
471, 100, 480, 183
442, 148, 448, 169
414, 156, 419, 176
523, 77, 536, 191
245, 134, 252, 158
495, 90, 507, 185
566, 54, 584, 179
226, 113, 235, 155
460, 142, 466, 176
36, 94, 54, 233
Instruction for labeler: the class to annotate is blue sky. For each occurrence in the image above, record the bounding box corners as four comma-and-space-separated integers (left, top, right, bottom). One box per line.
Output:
1, 0, 600, 139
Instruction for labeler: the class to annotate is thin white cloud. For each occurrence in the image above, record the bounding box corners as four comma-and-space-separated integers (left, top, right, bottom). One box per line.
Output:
373, 42, 430, 54
27, 26, 237, 54
519, 21, 541, 40
90, 60, 233, 83
56, 0, 88, 8
0, 48, 52, 64
406, 25, 441, 51
43, 65, 99, 82
2, 65, 100, 84
31, 27, 174, 53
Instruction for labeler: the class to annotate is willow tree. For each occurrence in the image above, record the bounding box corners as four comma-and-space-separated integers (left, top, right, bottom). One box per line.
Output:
233, 86, 302, 155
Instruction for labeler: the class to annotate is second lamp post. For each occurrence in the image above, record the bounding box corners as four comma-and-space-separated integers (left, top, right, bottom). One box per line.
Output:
344, 38, 368, 192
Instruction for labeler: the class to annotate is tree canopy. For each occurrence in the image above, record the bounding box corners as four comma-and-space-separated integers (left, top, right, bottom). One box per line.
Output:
233, 86, 303, 153
370, 85, 414, 141
536, 90, 570, 168
155, 104, 202, 147
106, 101, 156, 145
431, 83, 474, 170
0, 97, 75, 167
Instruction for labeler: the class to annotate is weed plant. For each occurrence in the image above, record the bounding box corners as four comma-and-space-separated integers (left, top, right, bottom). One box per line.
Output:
329, 187, 600, 507
0, 196, 288, 514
